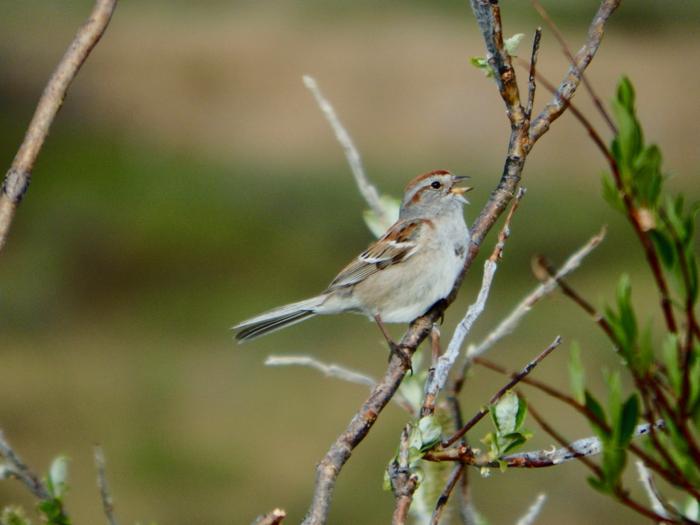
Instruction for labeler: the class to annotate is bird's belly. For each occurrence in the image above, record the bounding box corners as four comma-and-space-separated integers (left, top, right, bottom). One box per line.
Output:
355, 243, 465, 323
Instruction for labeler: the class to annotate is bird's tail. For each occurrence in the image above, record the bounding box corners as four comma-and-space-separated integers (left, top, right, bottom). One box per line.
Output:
233, 295, 326, 342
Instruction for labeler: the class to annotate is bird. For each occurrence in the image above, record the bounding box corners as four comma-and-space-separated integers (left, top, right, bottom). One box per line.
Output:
233, 170, 472, 351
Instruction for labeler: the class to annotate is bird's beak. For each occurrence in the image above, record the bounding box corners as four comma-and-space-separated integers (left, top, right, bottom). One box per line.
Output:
450, 186, 473, 196
450, 180, 473, 204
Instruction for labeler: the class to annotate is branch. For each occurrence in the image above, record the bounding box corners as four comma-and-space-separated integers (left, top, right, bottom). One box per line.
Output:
0, 430, 49, 500
528, 0, 621, 145
531, 0, 617, 134
389, 425, 420, 525
265, 354, 413, 413
443, 336, 562, 447
94, 446, 119, 525
465, 227, 605, 363
636, 461, 675, 522
421, 188, 525, 416
302, 75, 389, 229
469, 0, 524, 125
430, 463, 465, 525
0, 0, 118, 252
515, 493, 547, 525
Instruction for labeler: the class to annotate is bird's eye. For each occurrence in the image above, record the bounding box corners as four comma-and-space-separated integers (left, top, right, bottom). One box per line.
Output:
431, 181, 441, 189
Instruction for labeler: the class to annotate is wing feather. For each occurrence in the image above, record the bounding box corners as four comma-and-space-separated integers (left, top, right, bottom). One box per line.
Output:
327, 218, 428, 290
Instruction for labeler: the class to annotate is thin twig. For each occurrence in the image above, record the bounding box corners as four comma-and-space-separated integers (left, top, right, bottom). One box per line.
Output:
636, 461, 674, 522
527, 404, 679, 524
389, 425, 420, 525
252, 509, 287, 525
528, 0, 621, 145
464, 227, 605, 364
515, 493, 547, 525
422, 189, 525, 417
0, 430, 49, 499
0, 0, 118, 252
477, 357, 700, 500
426, 420, 664, 468
94, 446, 119, 525
430, 464, 465, 525
302, 75, 388, 228
265, 354, 414, 413
524, 29, 542, 123
443, 336, 562, 447
531, 0, 617, 134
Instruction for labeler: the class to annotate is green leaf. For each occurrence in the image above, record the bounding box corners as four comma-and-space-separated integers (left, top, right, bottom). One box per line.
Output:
418, 415, 442, 452
637, 323, 654, 375
504, 33, 525, 56
585, 390, 608, 439
363, 195, 400, 238
500, 432, 529, 454
649, 229, 676, 269
37, 499, 70, 525
633, 144, 663, 207
605, 370, 623, 434
601, 445, 626, 491
616, 76, 636, 111
601, 173, 625, 213
469, 56, 493, 77
46, 456, 69, 500
491, 391, 520, 435
568, 342, 586, 404
663, 334, 681, 395
618, 394, 639, 445
514, 396, 528, 432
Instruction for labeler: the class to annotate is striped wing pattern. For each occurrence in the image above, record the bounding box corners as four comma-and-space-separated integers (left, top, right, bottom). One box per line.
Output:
327, 218, 427, 290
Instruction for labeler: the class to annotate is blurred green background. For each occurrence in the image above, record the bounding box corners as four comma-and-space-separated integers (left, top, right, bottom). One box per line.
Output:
1, 1, 698, 523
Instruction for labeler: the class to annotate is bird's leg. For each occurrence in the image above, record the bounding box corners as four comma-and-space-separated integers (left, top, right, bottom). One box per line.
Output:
374, 314, 413, 375
430, 324, 441, 366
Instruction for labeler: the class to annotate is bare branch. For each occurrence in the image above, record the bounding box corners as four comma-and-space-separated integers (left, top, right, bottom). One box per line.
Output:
429, 421, 664, 469
529, 0, 621, 144
94, 446, 119, 525
469, 0, 524, 125
531, 0, 616, 134
252, 509, 287, 525
0, 0, 118, 252
389, 425, 419, 525
466, 227, 605, 362
0, 430, 49, 500
524, 29, 542, 123
636, 461, 675, 522
515, 493, 547, 525
443, 336, 562, 447
430, 464, 465, 525
302, 75, 388, 228
265, 354, 413, 413
265, 355, 376, 388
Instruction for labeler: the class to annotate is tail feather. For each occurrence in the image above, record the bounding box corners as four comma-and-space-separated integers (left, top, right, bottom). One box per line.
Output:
233, 296, 324, 342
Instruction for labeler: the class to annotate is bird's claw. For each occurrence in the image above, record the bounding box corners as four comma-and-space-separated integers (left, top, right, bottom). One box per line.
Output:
388, 341, 413, 376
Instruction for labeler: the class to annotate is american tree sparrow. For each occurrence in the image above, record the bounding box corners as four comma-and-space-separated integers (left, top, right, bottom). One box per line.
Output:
234, 170, 472, 349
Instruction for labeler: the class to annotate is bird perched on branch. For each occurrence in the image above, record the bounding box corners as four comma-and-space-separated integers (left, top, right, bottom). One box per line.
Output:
233, 170, 471, 353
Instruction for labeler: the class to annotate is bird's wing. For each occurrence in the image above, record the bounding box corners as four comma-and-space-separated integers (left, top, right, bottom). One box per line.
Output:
327, 218, 429, 290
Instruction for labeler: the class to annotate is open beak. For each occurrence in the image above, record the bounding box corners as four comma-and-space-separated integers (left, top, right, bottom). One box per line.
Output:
450, 180, 473, 204
450, 186, 473, 196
